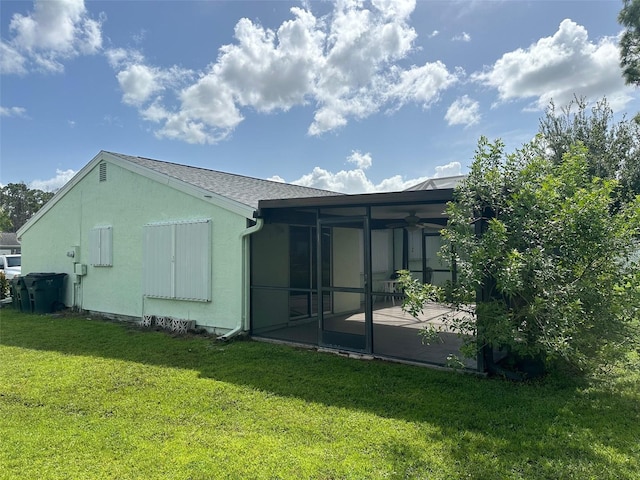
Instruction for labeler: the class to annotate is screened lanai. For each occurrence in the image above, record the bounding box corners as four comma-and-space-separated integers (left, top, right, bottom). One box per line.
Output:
250, 177, 477, 370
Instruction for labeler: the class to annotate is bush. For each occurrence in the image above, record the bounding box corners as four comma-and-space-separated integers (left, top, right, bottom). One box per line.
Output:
0, 271, 8, 300
403, 137, 640, 374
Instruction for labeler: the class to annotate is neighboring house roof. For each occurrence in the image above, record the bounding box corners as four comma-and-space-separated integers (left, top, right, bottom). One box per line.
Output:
107, 152, 341, 210
405, 175, 467, 191
0, 232, 20, 247
18, 150, 341, 237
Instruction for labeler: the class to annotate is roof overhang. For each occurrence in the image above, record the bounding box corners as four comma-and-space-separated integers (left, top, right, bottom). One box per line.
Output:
257, 188, 454, 212
256, 188, 455, 228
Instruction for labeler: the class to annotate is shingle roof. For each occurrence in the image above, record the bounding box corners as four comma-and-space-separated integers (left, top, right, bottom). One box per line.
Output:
106, 151, 342, 210
0, 232, 19, 246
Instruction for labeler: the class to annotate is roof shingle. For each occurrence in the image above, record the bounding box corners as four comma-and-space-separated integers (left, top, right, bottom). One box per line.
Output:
107, 151, 342, 210
0, 232, 20, 246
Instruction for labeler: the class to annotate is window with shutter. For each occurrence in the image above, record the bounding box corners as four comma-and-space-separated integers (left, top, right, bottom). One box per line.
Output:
143, 219, 211, 302
89, 226, 113, 266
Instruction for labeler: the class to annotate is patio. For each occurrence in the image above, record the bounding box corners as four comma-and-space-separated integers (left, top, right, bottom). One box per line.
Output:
253, 302, 477, 369
250, 177, 477, 369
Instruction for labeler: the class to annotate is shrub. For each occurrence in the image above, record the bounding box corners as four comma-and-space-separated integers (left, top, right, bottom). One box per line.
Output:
403, 137, 640, 374
0, 271, 9, 300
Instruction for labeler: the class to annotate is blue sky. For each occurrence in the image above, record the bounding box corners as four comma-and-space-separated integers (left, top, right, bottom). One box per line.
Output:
1, 0, 638, 194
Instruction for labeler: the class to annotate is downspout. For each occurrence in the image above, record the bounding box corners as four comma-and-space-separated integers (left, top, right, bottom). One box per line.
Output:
218, 216, 264, 341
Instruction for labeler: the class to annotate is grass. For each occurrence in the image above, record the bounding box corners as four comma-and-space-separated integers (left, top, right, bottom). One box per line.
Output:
0, 309, 639, 480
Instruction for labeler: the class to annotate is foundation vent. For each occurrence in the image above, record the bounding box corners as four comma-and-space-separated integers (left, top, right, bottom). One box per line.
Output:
140, 316, 195, 334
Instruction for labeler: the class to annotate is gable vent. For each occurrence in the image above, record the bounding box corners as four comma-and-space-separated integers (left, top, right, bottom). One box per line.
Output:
99, 163, 107, 182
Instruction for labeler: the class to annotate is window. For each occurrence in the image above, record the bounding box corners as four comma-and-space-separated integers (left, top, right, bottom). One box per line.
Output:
90, 226, 113, 266
143, 219, 211, 301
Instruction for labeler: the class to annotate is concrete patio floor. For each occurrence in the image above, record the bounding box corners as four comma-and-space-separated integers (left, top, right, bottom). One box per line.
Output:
253, 302, 477, 369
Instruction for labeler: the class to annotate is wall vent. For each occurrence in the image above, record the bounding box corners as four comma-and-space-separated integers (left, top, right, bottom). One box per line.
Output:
99, 163, 107, 182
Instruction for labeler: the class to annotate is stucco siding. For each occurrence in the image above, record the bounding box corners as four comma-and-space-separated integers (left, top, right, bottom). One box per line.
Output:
20, 159, 247, 332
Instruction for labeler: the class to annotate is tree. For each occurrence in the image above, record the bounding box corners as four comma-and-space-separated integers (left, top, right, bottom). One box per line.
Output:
619, 0, 640, 86
0, 208, 12, 232
401, 137, 640, 374
0, 183, 55, 232
536, 97, 640, 202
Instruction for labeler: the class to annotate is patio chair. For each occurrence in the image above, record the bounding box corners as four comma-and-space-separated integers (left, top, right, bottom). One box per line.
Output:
383, 274, 404, 306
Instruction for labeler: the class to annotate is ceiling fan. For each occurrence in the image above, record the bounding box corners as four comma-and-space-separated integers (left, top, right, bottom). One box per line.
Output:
386, 212, 444, 230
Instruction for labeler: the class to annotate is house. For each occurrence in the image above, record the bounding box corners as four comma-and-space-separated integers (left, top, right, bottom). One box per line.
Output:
18, 151, 471, 368
0, 232, 21, 254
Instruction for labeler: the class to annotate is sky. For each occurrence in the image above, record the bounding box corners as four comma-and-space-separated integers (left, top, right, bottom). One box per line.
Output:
1, 0, 638, 194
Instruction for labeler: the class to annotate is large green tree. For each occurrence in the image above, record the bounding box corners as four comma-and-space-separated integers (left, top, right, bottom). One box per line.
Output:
536, 97, 640, 202
0, 183, 55, 232
619, 0, 640, 86
401, 137, 640, 374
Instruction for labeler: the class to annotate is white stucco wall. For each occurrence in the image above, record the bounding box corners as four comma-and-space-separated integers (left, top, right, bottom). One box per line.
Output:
19, 159, 248, 333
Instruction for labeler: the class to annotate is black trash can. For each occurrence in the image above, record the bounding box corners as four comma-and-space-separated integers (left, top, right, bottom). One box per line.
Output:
22, 274, 40, 313
24, 273, 67, 314
9, 277, 26, 310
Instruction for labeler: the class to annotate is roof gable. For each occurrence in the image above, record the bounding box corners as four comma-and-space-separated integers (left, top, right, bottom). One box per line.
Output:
18, 150, 340, 237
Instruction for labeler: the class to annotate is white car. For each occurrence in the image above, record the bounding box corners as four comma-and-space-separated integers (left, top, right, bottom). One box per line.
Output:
0, 254, 21, 280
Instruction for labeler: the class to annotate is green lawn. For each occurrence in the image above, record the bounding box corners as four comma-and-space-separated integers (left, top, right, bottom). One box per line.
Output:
0, 309, 638, 479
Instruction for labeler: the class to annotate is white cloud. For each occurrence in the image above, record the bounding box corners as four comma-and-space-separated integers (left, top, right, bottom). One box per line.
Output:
388, 61, 458, 108
108, 0, 460, 144
0, 106, 28, 118
116, 64, 161, 106
1, 0, 103, 74
218, 11, 322, 113
472, 19, 634, 111
105, 48, 144, 69
434, 161, 462, 177
159, 79, 242, 143
445, 95, 480, 127
428, 30, 439, 38
293, 166, 376, 193
290, 166, 429, 194
347, 151, 373, 169
106, 49, 195, 108
372, 0, 416, 20
29, 168, 76, 192
273, 152, 459, 194
452, 32, 471, 42
0, 42, 27, 75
